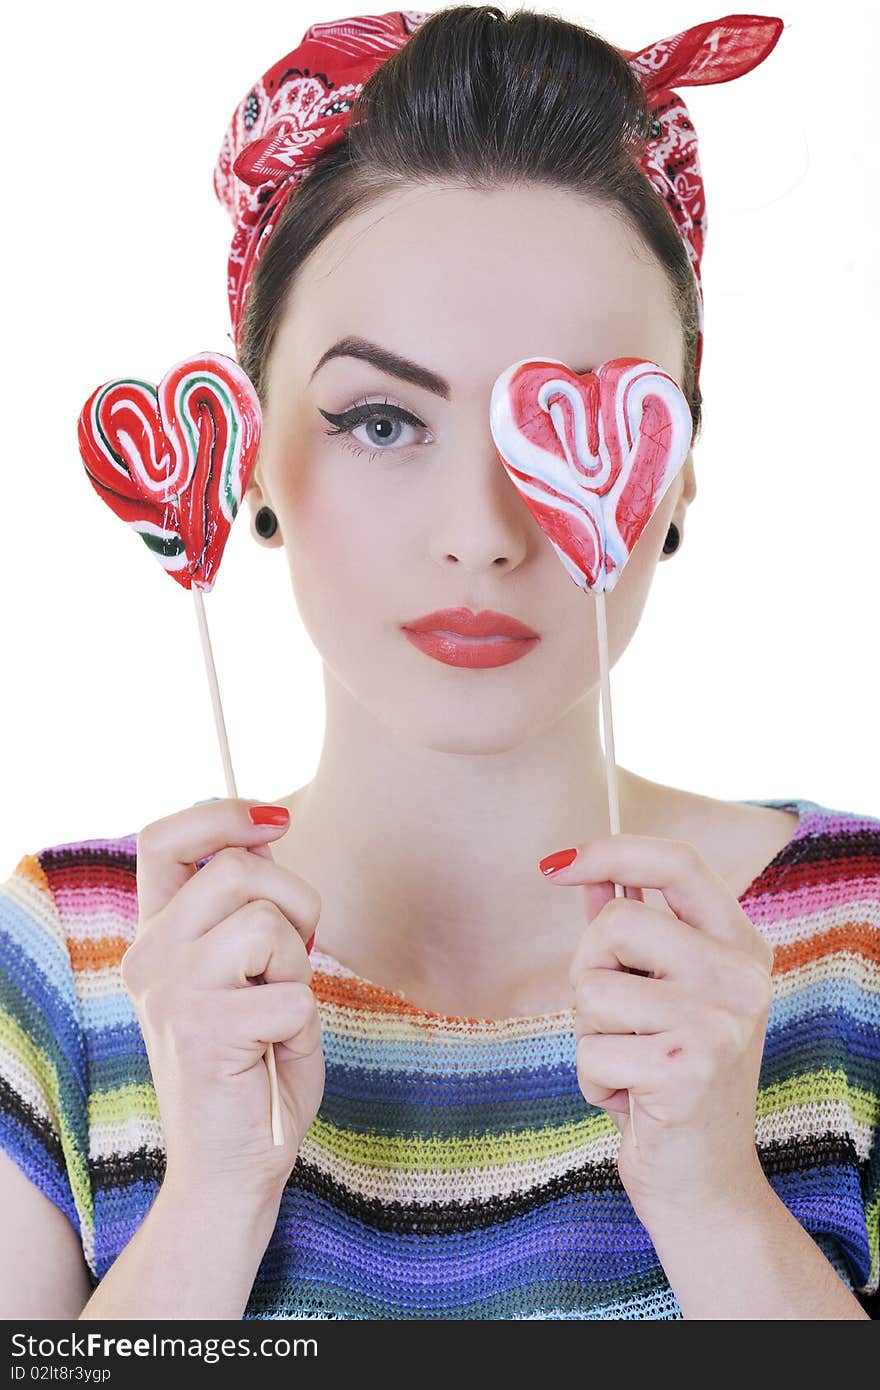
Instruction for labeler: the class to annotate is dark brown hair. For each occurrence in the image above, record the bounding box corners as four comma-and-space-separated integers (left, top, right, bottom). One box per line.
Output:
239, 4, 702, 444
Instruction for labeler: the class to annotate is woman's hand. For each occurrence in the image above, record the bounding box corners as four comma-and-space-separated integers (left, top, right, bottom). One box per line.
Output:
540, 833, 775, 1228
125, 798, 325, 1210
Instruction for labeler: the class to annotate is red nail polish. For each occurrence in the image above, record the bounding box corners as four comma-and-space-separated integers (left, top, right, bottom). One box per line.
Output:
539, 848, 578, 876
248, 805, 290, 826
305, 932, 316, 955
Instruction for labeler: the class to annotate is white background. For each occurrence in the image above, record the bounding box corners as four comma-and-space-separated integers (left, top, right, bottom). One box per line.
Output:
1, 0, 877, 869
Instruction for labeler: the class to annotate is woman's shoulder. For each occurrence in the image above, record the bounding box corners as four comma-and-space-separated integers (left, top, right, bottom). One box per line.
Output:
783, 794, 880, 840
1, 795, 263, 972
748, 799, 880, 1041
727, 797, 880, 966
6, 829, 139, 883
1, 797, 245, 977
1, 830, 140, 993
10, 828, 139, 902
754, 796, 880, 901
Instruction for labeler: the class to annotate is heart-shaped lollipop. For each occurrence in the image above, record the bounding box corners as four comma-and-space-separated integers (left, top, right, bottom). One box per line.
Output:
489, 357, 692, 592
77, 352, 261, 592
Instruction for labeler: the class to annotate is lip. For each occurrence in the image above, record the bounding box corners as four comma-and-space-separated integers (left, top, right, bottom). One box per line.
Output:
401, 608, 540, 640
401, 608, 540, 669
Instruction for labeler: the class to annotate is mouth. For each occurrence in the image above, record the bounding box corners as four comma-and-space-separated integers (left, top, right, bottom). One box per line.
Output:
402, 607, 540, 640
400, 608, 540, 669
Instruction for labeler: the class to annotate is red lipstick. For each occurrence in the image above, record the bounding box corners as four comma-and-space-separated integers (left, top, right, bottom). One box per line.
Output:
401, 608, 540, 669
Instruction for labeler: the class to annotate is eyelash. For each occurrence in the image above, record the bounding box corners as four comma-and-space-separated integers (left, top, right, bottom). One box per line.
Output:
319, 397, 429, 462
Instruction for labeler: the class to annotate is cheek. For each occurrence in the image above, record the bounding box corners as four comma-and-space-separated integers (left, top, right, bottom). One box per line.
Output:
283, 472, 403, 621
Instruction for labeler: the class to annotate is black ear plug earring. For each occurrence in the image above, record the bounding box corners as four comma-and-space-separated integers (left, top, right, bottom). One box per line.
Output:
255, 505, 278, 538
662, 521, 680, 555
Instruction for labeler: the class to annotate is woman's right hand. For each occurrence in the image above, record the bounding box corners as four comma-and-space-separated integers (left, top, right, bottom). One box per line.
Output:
123, 798, 325, 1207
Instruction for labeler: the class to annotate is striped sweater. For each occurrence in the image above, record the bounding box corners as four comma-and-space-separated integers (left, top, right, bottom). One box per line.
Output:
0, 796, 878, 1319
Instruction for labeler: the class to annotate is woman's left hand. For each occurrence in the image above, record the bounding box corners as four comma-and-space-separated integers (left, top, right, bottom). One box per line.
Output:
541, 833, 776, 1228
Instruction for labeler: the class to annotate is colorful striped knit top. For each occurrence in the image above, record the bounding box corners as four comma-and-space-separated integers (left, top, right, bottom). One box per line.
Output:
1, 796, 878, 1319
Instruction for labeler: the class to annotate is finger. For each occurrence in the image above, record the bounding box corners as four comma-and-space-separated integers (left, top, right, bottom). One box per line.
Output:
545, 833, 745, 945
251, 842, 318, 956
576, 1072, 621, 1109
185, 900, 313, 991
584, 1088, 632, 1116
576, 1031, 666, 1097
570, 898, 747, 992
574, 970, 688, 1036
136, 798, 293, 921
226, 979, 321, 1060
142, 843, 320, 952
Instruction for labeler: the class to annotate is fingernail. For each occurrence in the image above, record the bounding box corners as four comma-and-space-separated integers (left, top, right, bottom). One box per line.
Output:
305, 931, 316, 955
248, 804, 290, 827
539, 848, 578, 876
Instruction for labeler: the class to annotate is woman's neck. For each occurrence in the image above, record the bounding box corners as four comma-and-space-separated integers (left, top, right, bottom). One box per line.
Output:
269, 669, 653, 1012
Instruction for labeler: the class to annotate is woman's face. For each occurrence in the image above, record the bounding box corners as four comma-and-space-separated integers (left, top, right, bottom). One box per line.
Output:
252, 183, 694, 753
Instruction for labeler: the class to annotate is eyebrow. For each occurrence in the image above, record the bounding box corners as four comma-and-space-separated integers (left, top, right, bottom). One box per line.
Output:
309, 336, 451, 399
308, 334, 594, 398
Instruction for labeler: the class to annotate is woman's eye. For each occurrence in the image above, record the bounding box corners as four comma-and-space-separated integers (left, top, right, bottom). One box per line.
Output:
318, 400, 429, 461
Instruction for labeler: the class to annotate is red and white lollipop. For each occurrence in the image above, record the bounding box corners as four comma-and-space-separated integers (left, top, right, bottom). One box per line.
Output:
490, 356, 693, 1145
78, 352, 288, 1147
489, 356, 693, 593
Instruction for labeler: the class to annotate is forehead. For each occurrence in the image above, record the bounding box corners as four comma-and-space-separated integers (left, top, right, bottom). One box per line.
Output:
274, 183, 683, 392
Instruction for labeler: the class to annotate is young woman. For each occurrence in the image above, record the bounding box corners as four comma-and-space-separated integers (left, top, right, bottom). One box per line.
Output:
1, 6, 877, 1320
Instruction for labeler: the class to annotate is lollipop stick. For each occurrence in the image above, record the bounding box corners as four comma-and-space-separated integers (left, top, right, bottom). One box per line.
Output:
595, 590, 638, 1150
192, 587, 285, 1147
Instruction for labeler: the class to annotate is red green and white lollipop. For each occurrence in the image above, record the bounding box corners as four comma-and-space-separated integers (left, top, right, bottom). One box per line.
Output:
78, 352, 261, 592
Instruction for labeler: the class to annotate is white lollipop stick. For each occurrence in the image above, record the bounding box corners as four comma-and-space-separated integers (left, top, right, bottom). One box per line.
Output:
490, 358, 693, 1157
595, 589, 639, 1150
192, 587, 285, 1147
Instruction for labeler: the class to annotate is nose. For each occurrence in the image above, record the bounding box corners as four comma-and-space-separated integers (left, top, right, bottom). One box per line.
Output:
428, 439, 532, 573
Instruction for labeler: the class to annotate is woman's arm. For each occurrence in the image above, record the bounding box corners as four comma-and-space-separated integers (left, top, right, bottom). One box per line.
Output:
0, 1150, 94, 1318
647, 1174, 871, 1320
78, 1181, 281, 1321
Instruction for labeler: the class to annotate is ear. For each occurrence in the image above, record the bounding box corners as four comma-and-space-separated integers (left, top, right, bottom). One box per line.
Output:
679, 451, 696, 508
245, 456, 270, 514
245, 461, 284, 546
660, 452, 696, 559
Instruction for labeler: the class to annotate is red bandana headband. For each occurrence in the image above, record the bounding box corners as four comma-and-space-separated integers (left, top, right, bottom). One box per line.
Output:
213, 9, 784, 392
